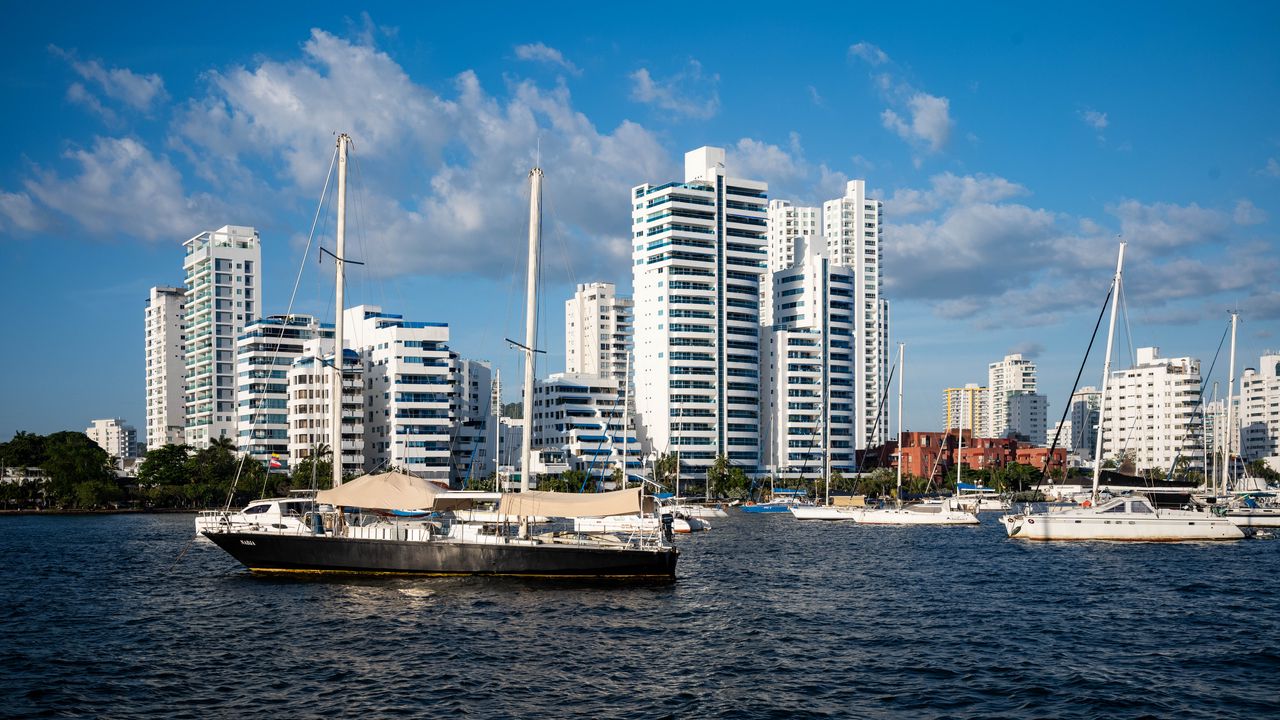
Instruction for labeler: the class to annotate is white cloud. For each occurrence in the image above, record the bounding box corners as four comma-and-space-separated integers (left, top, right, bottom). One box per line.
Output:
17, 136, 222, 241
1259, 158, 1280, 178
851, 43, 953, 157
886, 172, 1027, 217
51, 46, 166, 113
848, 42, 889, 66
0, 191, 49, 233
1079, 107, 1108, 131
1107, 199, 1226, 249
807, 85, 824, 107
629, 60, 719, 120
1008, 341, 1045, 358
1233, 199, 1267, 226
726, 134, 806, 185
514, 42, 580, 75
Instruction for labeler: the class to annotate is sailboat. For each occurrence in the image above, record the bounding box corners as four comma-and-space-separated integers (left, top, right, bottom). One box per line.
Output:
1000, 243, 1244, 541
203, 136, 680, 577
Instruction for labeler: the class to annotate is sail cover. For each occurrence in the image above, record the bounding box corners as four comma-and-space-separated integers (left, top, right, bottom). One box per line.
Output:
497, 487, 650, 518
315, 471, 446, 510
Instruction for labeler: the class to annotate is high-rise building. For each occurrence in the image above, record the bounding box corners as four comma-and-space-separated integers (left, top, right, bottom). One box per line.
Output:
1064, 386, 1101, 459
1007, 392, 1048, 445
182, 225, 262, 447
451, 357, 494, 484
823, 180, 888, 449
287, 337, 364, 477
532, 373, 640, 482
564, 282, 633, 384
236, 315, 330, 469
1240, 353, 1280, 461
631, 146, 768, 472
988, 353, 1037, 438
85, 418, 138, 459
760, 237, 857, 475
943, 384, 989, 436
1101, 347, 1202, 472
345, 305, 454, 482
144, 286, 186, 451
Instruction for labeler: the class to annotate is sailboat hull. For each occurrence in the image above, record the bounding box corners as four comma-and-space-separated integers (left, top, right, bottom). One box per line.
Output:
789, 506, 860, 520
204, 532, 678, 579
855, 507, 980, 525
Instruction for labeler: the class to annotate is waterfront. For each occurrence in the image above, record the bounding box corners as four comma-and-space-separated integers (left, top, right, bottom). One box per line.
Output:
1, 513, 1277, 719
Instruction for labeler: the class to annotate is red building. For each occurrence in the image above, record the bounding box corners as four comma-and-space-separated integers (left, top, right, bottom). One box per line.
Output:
892, 430, 1066, 481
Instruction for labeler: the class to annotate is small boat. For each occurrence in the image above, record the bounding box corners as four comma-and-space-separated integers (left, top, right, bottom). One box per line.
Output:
789, 504, 860, 521
740, 489, 811, 514
1001, 495, 1243, 541
1222, 495, 1280, 528
856, 496, 981, 525
194, 493, 321, 536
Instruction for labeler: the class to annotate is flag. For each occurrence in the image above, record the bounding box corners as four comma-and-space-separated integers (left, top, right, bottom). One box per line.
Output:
269, 454, 283, 469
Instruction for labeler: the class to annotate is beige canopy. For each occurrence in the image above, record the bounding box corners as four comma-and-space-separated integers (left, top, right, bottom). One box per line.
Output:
315, 471, 446, 510
497, 487, 652, 518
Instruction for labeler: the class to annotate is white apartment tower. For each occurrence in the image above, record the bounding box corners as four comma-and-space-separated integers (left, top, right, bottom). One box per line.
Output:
287, 338, 365, 477
632, 146, 768, 472
532, 373, 641, 482
236, 315, 330, 469
760, 237, 858, 474
182, 225, 261, 447
1065, 386, 1101, 459
565, 282, 633, 384
823, 180, 889, 450
451, 357, 495, 484
988, 353, 1038, 438
144, 285, 186, 450
345, 305, 454, 483
85, 418, 138, 459
1240, 353, 1280, 461
1101, 347, 1202, 472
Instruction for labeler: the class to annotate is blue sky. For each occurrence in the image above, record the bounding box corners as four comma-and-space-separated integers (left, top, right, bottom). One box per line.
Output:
2, 2, 1278, 440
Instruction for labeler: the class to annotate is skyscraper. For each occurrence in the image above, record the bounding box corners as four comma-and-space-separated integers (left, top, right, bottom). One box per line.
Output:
144, 285, 186, 451
564, 281, 633, 384
1100, 347, 1202, 472
988, 353, 1038, 439
182, 225, 261, 447
631, 146, 768, 472
236, 314, 330, 469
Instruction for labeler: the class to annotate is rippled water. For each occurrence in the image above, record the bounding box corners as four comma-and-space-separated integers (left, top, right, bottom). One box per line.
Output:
1, 512, 1277, 718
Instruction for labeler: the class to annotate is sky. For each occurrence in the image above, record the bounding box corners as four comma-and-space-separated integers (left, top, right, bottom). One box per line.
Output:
2, 2, 1278, 441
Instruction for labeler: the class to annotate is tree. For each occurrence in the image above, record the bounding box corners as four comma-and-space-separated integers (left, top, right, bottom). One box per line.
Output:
706, 455, 732, 498
40, 432, 114, 507
138, 444, 192, 487
291, 444, 334, 491
502, 402, 523, 419
1247, 460, 1280, 484
0, 431, 48, 468
856, 468, 895, 497
653, 452, 679, 492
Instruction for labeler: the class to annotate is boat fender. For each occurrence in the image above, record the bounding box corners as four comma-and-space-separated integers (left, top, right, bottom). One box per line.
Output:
1082, 500, 1091, 508
1027, 518, 1035, 524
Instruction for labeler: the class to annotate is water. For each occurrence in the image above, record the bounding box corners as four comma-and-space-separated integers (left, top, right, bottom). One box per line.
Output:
1, 513, 1276, 719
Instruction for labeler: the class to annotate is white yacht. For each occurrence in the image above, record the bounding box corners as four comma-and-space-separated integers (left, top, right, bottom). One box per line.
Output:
1001, 495, 1243, 541
856, 496, 980, 525
195, 495, 320, 536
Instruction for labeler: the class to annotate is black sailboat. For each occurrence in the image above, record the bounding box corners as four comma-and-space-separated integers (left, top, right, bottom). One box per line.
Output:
203, 135, 678, 579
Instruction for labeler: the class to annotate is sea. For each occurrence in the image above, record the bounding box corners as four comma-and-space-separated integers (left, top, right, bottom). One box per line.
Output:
0, 512, 1277, 719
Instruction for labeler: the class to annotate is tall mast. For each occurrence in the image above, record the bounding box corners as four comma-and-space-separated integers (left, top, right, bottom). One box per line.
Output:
330, 133, 350, 489
493, 369, 502, 492
1091, 242, 1126, 503
1223, 312, 1238, 495
519, 167, 543, 493
956, 383, 964, 493
896, 342, 904, 506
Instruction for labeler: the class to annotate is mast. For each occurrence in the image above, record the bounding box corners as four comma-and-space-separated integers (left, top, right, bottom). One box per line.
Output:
519, 167, 543, 493
330, 133, 349, 489
896, 342, 904, 507
956, 383, 964, 494
493, 369, 502, 492
621, 351, 631, 486
1223, 312, 1238, 495
1091, 242, 1126, 503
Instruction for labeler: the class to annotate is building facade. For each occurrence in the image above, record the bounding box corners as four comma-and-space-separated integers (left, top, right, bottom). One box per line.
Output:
1065, 386, 1101, 459
760, 237, 857, 475
1006, 392, 1048, 445
182, 225, 261, 447
943, 384, 989, 436
144, 285, 186, 451
85, 418, 138, 459
1100, 347, 1202, 472
236, 315, 330, 470
632, 146, 768, 472
565, 282, 633, 384
451, 357, 495, 484
287, 338, 365, 477
532, 373, 641, 482
1241, 353, 1280, 461
988, 353, 1037, 439
345, 305, 454, 482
